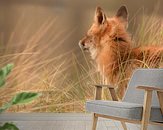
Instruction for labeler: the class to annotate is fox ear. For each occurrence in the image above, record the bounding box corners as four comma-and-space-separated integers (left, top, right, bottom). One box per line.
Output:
94, 6, 106, 25
116, 6, 128, 28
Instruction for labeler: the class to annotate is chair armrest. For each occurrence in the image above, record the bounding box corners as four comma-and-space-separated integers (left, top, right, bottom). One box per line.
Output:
93, 84, 115, 88
137, 86, 163, 92
137, 86, 163, 115
93, 84, 118, 101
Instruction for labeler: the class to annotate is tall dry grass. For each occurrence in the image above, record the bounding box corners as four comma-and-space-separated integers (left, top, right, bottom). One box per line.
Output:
111, 11, 163, 98
0, 10, 163, 112
0, 14, 104, 112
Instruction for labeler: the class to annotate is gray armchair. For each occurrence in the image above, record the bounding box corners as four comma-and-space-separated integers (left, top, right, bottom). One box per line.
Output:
86, 69, 163, 130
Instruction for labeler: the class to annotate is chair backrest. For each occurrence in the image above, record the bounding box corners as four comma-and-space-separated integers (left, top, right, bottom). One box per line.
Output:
123, 69, 163, 107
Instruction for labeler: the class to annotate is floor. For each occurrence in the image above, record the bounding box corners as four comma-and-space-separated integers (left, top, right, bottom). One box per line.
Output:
0, 113, 140, 130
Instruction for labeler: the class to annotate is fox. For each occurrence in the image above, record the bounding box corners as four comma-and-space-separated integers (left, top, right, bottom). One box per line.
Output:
79, 5, 163, 98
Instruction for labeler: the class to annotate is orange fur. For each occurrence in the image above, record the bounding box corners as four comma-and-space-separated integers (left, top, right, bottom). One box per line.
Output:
79, 6, 163, 98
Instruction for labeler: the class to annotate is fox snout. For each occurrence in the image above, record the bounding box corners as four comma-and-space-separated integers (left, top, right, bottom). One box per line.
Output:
79, 40, 87, 51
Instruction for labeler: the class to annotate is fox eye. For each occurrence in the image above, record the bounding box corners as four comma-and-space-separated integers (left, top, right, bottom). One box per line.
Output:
114, 37, 126, 43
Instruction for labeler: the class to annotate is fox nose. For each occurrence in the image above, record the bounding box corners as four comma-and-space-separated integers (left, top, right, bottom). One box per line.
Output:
79, 40, 85, 48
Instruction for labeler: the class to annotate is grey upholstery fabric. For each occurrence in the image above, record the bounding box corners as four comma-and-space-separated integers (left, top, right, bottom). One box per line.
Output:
86, 100, 163, 122
86, 69, 163, 123
123, 69, 163, 106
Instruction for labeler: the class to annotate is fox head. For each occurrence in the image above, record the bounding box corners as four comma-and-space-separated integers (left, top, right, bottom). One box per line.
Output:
79, 6, 131, 59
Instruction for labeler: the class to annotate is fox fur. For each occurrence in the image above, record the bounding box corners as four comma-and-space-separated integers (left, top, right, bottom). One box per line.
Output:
79, 6, 163, 98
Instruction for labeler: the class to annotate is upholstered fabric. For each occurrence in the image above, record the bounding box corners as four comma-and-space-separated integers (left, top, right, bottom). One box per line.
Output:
123, 69, 163, 106
86, 100, 163, 122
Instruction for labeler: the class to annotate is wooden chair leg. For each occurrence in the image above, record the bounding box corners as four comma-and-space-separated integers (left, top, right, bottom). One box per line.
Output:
157, 91, 163, 114
92, 113, 98, 130
121, 121, 127, 130
141, 90, 152, 130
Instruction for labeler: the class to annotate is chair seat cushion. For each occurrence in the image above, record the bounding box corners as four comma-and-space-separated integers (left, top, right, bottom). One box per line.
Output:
86, 100, 163, 123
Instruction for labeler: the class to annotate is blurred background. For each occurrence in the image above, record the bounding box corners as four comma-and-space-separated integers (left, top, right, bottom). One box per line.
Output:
1, 0, 163, 53
0, 0, 162, 112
